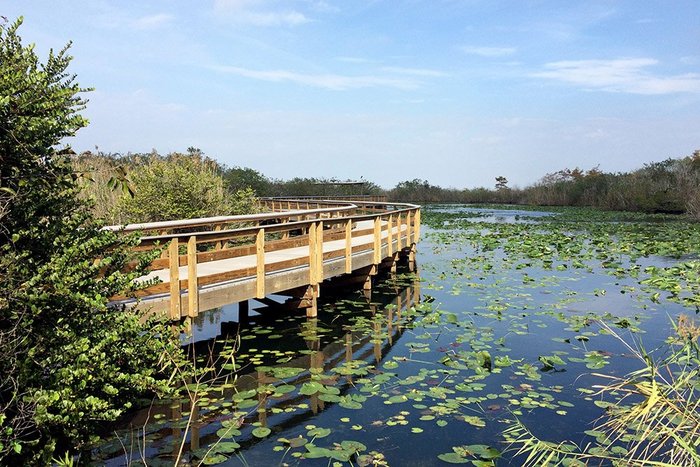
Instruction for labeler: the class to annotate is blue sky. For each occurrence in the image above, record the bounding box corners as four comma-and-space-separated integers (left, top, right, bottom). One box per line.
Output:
4, 1, 700, 188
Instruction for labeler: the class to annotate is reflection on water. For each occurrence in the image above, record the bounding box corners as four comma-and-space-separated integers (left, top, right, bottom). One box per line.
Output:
92, 270, 421, 465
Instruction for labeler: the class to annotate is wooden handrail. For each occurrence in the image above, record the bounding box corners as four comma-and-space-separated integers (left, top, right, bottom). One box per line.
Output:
103, 206, 355, 234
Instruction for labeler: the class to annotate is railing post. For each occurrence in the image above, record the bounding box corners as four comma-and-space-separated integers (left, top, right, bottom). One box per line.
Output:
373, 216, 381, 264
281, 218, 289, 240
169, 239, 181, 320
387, 214, 394, 256
345, 218, 352, 274
308, 222, 317, 284
415, 208, 421, 242
406, 211, 413, 245
256, 229, 265, 298
187, 236, 199, 317
315, 220, 324, 283
396, 213, 403, 250
160, 230, 169, 258
214, 223, 223, 250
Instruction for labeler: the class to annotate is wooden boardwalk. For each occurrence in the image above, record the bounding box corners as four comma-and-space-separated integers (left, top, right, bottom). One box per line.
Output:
109, 199, 420, 319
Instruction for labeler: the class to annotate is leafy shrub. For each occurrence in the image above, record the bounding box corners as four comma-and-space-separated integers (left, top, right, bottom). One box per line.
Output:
0, 18, 184, 462
113, 152, 257, 223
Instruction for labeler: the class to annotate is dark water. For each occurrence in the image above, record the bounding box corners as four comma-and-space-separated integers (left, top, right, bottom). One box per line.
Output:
91, 207, 691, 466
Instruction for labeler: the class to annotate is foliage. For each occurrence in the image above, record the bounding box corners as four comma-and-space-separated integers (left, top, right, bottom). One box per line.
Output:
387, 153, 700, 219
112, 151, 257, 223
267, 176, 383, 198
223, 165, 273, 197
0, 18, 185, 462
494, 175, 509, 190
505, 318, 700, 466
71, 151, 134, 224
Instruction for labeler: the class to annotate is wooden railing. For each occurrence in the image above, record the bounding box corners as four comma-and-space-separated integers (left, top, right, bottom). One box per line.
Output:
109, 200, 420, 319
264, 194, 388, 203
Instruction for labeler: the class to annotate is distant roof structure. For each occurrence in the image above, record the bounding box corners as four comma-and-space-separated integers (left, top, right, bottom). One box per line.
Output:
312, 181, 366, 186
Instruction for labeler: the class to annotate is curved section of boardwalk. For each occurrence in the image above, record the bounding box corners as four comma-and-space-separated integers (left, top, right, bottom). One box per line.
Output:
110, 198, 421, 319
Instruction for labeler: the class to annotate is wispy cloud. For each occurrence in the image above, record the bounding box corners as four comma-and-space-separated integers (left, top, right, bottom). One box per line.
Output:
213, 0, 309, 26
335, 56, 377, 64
212, 65, 419, 90
533, 58, 700, 95
461, 46, 516, 57
132, 13, 174, 30
381, 66, 448, 77
239, 10, 309, 26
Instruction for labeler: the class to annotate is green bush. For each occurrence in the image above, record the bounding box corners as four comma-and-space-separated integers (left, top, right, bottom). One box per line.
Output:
0, 18, 184, 462
114, 152, 257, 223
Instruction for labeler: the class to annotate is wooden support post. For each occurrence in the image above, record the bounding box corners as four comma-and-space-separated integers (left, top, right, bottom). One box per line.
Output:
344, 219, 352, 274
239, 300, 249, 324
345, 332, 353, 361
363, 264, 377, 292
187, 236, 199, 318
306, 284, 319, 318
373, 216, 381, 265
316, 220, 323, 283
169, 239, 181, 320
373, 318, 381, 363
256, 229, 265, 299
408, 244, 417, 272
170, 402, 182, 453
413, 274, 420, 304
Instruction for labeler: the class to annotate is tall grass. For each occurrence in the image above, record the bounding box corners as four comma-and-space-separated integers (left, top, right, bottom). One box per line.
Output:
504, 317, 700, 466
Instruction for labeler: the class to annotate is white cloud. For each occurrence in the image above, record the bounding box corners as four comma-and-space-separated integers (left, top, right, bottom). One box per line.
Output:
381, 66, 449, 77
213, 0, 309, 26
132, 13, 174, 30
533, 58, 700, 95
335, 56, 377, 64
212, 65, 419, 90
461, 46, 517, 57
239, 10, 309, 26
213, 0, 257, 11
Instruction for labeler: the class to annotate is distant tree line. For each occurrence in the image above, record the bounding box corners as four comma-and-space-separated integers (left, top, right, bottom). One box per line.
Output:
74, 149, 700, 223
385, 153, 700, 219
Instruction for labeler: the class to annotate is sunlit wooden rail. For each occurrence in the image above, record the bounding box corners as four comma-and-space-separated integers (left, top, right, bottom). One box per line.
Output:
108, 198, 420, 319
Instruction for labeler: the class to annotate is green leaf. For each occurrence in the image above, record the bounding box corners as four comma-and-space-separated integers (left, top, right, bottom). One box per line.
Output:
252, 427, 271, 438
437, 452, 469, 463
